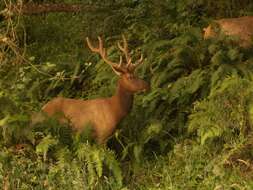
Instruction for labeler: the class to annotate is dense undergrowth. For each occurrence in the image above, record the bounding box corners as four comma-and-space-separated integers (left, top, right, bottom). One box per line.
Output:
1, 0, 253, 189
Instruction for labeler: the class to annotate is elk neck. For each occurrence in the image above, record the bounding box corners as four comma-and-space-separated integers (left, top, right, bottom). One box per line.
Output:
110, 80, 134, 120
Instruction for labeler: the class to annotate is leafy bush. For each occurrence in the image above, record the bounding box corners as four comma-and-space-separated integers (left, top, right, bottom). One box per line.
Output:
189, 76, 253, 145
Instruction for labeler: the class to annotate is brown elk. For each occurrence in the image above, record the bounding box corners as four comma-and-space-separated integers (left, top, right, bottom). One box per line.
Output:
203, 16, 253, 48
41, 35, 150, 144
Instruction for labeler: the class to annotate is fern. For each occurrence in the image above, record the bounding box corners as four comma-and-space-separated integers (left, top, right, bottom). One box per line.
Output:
200, 124, 223, 145
86, 153, 97, 186
188, 76, 253, 145
54, 147, 72, 166
133, 121, 163, 164
92, 149, 104, 178
210, 64, 238, 91
36, 134, 58, 161
104, 149, 123, 187
75, 142, 122, 188
210, 50, 230, 65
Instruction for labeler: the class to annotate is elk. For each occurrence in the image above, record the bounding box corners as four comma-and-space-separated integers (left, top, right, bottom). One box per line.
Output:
203, 16, 253, 48
41, 35, 150, 144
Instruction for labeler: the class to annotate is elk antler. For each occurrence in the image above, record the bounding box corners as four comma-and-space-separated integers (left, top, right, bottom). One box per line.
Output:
117, 35, 144, 72
129, 53, 144, 72
86, 36, 126, 75
117, 35, 131, 66
86, 35, 144, 74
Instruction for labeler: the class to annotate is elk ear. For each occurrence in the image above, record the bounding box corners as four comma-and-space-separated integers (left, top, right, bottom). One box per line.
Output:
111, 66, 126, 76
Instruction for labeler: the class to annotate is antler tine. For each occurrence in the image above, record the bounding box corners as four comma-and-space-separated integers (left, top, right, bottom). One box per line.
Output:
136, 53, 144, 65
86, 37, 100, 53
119, 55, 123, 67
128, 53, 144, 71
117, 34, 131, 65
97, 36, 106, 57
86, 36, 122, 68
117, 35, 128, 52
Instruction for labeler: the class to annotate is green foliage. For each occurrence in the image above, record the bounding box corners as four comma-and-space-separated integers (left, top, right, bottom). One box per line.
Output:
1, 0, 253, 189
189, 76, 253, 145
0, 114, 123, 189
75, 142, 122, 188
36, 134, 58, 161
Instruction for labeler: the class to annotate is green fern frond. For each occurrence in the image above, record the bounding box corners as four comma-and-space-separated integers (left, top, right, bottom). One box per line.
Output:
104, 149, 123, 187
36, 135, 58, 161
92, 149, 104, 177
210, 64, 239, 93
189, 76, 253, 145
140, 121, 162, 144
86, 154, 97, 186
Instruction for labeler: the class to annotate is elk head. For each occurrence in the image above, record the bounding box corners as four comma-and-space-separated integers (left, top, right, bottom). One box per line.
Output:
86, 35, 150, 94
203, 16, 253, 48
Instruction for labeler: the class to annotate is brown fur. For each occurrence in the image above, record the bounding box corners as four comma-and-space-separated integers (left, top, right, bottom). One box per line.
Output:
203, 16, 253, 48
